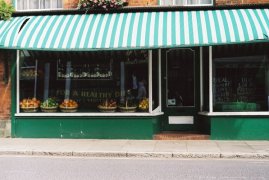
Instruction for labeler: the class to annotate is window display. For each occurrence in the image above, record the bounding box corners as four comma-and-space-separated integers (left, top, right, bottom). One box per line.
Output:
18, 50, 151, 113
213, 56, 269, 112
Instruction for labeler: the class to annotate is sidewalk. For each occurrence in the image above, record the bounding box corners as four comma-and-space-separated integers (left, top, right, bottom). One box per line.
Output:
0, 138, 269, 159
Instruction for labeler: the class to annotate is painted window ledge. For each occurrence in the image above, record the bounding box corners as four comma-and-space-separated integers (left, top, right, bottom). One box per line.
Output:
199, 111, 269, 116
15, 112, 164, 117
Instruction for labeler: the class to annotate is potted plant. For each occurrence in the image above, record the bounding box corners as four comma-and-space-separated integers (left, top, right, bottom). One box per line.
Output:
0, 0, 14, 21
78, 0, 128, 10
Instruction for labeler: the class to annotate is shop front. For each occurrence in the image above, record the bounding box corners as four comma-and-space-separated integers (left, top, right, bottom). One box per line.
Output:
1, 5, 269, 139
14, 49, 162, 139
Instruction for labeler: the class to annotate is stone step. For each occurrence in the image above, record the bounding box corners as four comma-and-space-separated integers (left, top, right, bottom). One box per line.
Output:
154, 131, 210, 140
0, 121, 11, 138
0, 128, 5, 137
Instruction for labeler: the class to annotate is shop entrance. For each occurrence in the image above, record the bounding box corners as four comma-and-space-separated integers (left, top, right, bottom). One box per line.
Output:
161, 48, 199, 132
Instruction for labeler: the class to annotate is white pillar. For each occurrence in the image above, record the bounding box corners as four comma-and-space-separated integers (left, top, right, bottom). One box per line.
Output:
148, 50, 153, 113
209, 46, 213, 113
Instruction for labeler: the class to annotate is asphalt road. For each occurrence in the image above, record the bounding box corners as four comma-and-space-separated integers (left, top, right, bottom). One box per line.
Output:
0, 156, 269, 180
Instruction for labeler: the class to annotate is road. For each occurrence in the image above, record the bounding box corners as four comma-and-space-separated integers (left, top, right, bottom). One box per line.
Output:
0, 156, 269, 180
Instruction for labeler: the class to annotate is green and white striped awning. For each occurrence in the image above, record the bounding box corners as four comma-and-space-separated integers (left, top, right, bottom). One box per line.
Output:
1, 8, 269, 50
0, 17, 29, 48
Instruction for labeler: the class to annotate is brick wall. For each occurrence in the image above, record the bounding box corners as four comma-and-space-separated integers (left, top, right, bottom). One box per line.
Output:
128, 0, 158, 6
64, 0, 79, 9
216, 0, 269, 5
4, 0, 11, 4
0, 52, 11, 121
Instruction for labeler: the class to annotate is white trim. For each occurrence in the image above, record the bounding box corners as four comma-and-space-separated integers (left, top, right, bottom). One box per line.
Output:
149, 50, 153, 113
199, 111, 269, 116
158, 49, 162, 112
200, 47, 203, 112
16, 50, 20, 114
27, 0, 29, 10
15, 112, 164, 117
209, 46, 213, 113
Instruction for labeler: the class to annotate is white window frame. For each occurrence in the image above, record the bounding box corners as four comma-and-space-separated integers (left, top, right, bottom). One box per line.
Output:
15, 0, 63, 11
159, 0, 213, 6
15, 50, 163, 117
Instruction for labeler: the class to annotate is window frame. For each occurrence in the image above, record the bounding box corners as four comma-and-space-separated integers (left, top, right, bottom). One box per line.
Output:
159, 0, 214, 6
15, 0, 63, 11
15, 50, 163, 117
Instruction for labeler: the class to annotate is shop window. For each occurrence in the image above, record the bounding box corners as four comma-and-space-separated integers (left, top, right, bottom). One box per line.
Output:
159, 0, 213, 6
213, 56, 269, 112
18, 50, 155, 114
16, 0, 63, 10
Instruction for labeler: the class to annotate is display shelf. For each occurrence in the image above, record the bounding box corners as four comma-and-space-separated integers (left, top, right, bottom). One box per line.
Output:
57, 59, 113, 80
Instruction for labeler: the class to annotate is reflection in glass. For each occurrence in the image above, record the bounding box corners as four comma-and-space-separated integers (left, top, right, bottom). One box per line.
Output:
213, 56, 268, 112
166, 49, 195, 107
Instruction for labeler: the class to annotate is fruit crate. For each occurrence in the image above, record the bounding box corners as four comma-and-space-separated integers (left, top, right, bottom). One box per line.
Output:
41, 107, 58, 113
60, 107, 78, 113
118, 106, 137, 113
21, 107, 38, 113
98, 105, 117, 113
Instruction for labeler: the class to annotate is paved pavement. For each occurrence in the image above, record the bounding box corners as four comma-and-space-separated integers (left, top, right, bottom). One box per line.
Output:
0, 138, 269, 159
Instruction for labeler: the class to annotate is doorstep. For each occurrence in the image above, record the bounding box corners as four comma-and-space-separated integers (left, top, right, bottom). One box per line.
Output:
154, 131, 210, 140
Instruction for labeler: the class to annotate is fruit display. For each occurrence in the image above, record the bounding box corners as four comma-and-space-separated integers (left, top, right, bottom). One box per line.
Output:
20, 98, 40, 112
139, 98, 149, 111
98, 99, 117, 112
40, 98, 58, 112
60, 99, 78, 112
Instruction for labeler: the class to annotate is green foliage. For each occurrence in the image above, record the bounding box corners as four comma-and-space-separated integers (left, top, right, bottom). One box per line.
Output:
78, 0, 128, 10
0, 0, 14, 20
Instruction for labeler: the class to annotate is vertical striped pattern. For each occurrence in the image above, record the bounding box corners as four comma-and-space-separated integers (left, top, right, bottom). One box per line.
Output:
0, 17, 29, 47
1, 8, 269, 50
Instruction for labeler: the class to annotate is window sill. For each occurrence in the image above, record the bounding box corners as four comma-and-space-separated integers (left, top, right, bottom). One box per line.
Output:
15, 112, 164, 117
199, 111, 269, 116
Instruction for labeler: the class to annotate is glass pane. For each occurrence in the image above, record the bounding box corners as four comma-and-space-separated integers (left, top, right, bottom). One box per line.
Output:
213, 56, 268, 112
29, 0, 39, 9
187, 0, 199, 4
57, 0, 63, 8
45, 0, 51, 9
19, 50, 149, 113
174, 0, 185, 5
166, 49, 195, 107
16, 0, 24, 10
160, 0, 174, 5
51, 0, 63, 8
200, 0, 212, 4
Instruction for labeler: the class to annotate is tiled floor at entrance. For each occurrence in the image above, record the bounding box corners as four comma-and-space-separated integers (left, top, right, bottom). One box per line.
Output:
154, 132, 210, 140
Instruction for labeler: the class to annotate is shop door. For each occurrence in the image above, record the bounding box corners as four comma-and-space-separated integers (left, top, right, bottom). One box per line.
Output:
162, 48, 199, 131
